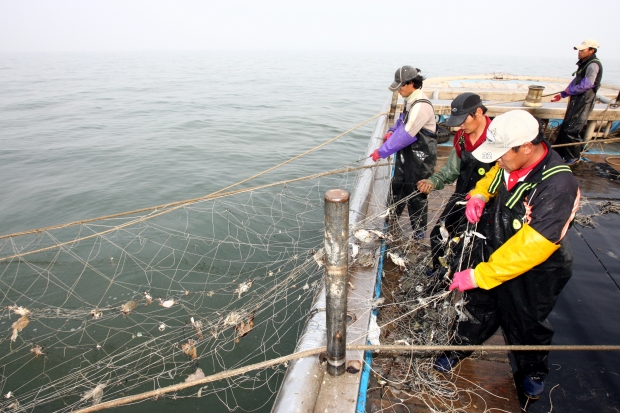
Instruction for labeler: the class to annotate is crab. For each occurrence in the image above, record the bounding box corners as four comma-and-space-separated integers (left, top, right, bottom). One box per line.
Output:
30, 344, 46, 357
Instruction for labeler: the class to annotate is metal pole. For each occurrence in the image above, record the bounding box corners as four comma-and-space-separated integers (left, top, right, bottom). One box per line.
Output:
387, 91, 399, 126
324, 189, 349, 376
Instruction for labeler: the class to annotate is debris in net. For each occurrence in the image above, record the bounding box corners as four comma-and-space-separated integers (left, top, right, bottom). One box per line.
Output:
378, 207, 394, 219
181, 339, 198, 359
575, 201, 620, 228
354, 229, 385, 243
302, 282, 310, 290
311, 248, 324, 268
350, 243, 359, 259
4, 391, 14, 399
190, 317, 203, 339
11, 316, 29, 342
30, 344, 45, 357
439, 221, 450, 246
387, 252, 408, 269
348, 281, 356, 290
120, 301, 137, 315
158, 298, 176, 308
368, 313, 381, 347
454, 298, 469, 322
7, 305, 31, 317
394, 339, 411, 346
185, 367, 205, 383
81, 383, 105, 406
158, 322, 167, 332
234, 311, 256, 342
90, 309, 103, 319
370, 297, 385, 310
357, 252, 375, 267
144, 291, 154, 305
224, 311, 241, 327
234, 281, 253, 299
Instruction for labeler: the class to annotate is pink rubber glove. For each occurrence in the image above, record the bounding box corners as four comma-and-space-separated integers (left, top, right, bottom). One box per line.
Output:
449, 269, 478, 292
371, 149, 381, 162
465, 196, 485, 223
550, 94, 561, 103
383, 131, 393, 142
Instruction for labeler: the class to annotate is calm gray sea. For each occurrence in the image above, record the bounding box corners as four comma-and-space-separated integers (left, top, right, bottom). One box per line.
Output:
1, 50, 618, 235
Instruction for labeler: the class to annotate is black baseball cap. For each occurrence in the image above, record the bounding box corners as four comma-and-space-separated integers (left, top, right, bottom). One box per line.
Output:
388, 66, 419, 92
445, 92, 483, 127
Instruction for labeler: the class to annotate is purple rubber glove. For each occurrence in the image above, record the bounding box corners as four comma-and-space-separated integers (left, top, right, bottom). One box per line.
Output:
371, 149, 381, 162
377, 124, 417, 158
465, 195, 485, 224
449, 269, 478, 292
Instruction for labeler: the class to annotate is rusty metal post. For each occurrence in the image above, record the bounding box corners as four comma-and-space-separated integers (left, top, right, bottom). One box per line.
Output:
324, 189, 349, 376
387, 91, 399, 127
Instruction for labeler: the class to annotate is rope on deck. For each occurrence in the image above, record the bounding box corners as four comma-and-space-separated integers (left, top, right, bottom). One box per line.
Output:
70, 343, 620, 413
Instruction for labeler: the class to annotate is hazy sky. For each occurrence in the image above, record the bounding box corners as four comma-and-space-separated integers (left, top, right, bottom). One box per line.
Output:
1, 0, 618, 58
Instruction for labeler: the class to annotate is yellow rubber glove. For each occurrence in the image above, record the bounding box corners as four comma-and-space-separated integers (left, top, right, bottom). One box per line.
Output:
473, 223, 560, 290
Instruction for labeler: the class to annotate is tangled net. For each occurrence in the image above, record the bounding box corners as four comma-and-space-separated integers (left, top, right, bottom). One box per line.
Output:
574, 200, 620, 228
1, 162, 553, 412
0, 168, 363, 413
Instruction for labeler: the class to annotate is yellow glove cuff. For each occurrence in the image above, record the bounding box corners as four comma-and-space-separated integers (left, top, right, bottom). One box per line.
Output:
474, 223, 560, 290
468, 163, 501, 202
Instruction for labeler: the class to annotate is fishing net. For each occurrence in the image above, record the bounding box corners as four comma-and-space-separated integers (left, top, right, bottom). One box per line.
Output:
4, 157, 595, 412
0, 167, 363, 413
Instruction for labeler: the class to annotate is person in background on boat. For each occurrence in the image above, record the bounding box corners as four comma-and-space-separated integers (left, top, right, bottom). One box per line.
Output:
371, 65, 437, 239
551, 39, 603, 166
434, 110, 580, 401
416, 93, 496, 276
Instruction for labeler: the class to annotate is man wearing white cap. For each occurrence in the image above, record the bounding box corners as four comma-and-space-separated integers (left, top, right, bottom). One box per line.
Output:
551, 39, 603, 165
434, 110, 580, 401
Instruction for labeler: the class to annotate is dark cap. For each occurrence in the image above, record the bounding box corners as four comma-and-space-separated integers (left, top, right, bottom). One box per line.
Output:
388, 66, 419, 92
445, 92, 483, 127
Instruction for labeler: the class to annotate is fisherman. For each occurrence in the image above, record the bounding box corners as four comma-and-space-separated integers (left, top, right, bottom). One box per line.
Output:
551, 39, 603, 166
435, 110, 580, 401
416, 93, 495, 275
371, 66, 437, 239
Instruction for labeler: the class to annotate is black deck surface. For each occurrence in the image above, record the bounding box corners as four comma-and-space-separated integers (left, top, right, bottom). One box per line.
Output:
524, 161, 620, 412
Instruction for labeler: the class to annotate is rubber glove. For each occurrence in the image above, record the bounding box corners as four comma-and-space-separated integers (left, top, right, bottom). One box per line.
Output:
371, 149, 381, 162
417, 179, 434, 194
465, 195, 485, 223
550, 94, 561, 103
383, 131, 393, 142
449, 269, 478, 292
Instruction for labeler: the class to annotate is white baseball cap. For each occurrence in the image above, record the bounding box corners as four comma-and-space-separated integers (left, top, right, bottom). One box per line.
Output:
472, 110, 540, 162
574, 39, 599, 50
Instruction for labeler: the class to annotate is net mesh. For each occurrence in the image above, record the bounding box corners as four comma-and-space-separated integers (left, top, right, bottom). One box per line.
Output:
1, 156, 609, 412
0, 170, 358, 413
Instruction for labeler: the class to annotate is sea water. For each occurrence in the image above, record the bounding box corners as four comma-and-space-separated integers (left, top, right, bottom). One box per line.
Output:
2, 50, 619, 235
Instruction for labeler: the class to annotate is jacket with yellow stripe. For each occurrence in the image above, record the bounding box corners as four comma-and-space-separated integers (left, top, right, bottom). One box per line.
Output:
470, 141, 581, 290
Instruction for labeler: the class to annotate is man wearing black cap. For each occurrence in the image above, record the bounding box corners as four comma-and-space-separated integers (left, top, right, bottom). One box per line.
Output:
551, 39, 603, 166
371, 65, 437, 239
417, 93, 496, 274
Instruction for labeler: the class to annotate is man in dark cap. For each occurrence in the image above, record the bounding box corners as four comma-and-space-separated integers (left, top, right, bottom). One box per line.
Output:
417, 93, 496, 275
551, 39, 603, 166
371, 66, 437, 239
